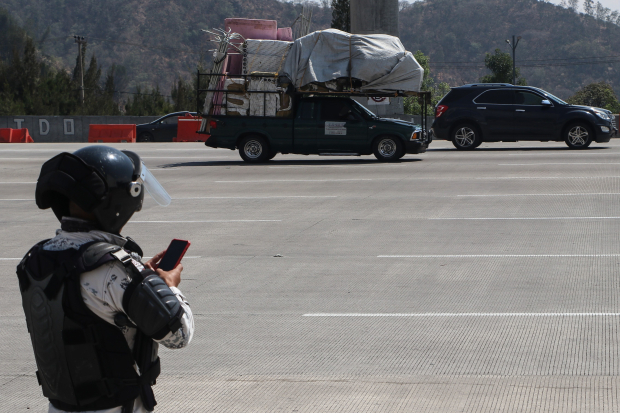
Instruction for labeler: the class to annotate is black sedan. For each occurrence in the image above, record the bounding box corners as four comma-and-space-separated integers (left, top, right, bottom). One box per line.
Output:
136, 111, 197, 142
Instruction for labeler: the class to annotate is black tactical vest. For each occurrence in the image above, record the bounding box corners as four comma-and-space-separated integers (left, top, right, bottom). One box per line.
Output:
16, 239, 160, 412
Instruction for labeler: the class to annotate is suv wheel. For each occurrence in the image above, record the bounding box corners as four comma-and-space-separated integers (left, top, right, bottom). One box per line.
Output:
452, 124, 481, 150
239, 136, 270, 163
564, 123, 593, 149
373, 136, 403, 162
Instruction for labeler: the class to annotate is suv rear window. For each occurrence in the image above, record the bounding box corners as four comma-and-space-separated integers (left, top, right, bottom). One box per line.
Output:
438, 88, 475, 105
474, 90, 514, 104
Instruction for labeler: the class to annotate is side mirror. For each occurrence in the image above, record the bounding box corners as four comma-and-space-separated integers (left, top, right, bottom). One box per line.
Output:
541, 99, 552, 106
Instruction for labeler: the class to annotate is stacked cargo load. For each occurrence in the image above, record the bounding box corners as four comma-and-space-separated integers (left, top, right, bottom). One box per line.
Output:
219, 75, 291, 117
242, 40, 293, 75
201, 28, 425, 122
281, 29, 424, 95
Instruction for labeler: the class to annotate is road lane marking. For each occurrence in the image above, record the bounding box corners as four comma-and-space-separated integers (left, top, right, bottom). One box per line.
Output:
428, 217, 620, 220
474, 176, 620, 180
172, 196, 337, 199
141, 156, 231, 159
456, 193, 620, 197
508, 152, 612, 156
269, 165, 406, 169
129, 220, 281, 223
216, 178, 377, 183
500, 163, 620, 166
378, 254, 620, 258
303, 313, 620, 317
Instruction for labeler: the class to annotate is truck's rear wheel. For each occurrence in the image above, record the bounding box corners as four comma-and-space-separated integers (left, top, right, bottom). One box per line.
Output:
373, 136, 403, 162
239, 136, 270, 163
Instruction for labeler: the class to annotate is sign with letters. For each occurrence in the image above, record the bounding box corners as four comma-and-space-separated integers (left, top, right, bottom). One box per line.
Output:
325, 121, 347, 135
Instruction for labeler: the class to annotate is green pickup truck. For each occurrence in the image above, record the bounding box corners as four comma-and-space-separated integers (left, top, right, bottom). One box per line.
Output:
204, 96, 431, 162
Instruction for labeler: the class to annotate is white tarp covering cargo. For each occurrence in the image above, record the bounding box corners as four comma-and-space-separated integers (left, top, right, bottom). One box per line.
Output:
282, 29, 423, 93
243, 40, 293, 75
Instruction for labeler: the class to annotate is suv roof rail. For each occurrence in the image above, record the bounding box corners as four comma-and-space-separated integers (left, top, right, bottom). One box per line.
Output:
461, 83, 513, 87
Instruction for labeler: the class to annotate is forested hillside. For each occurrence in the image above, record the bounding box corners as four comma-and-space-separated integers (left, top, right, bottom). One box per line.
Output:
0, 0, 331, 93
1, 0, 619, 100
400, 0, 620, 98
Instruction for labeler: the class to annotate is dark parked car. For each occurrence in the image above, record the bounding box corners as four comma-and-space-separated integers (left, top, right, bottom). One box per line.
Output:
136, 111, 197, 142
431, 83, 618, 150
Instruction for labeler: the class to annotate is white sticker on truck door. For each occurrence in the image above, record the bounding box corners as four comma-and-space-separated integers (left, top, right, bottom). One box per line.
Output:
325, 122, 346, 135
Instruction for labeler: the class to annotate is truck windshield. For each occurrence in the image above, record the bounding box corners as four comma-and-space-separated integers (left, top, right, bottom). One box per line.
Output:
350, 100, 378, 120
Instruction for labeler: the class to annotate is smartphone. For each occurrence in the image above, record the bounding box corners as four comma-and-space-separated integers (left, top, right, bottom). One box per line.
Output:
157, 239, 190, 271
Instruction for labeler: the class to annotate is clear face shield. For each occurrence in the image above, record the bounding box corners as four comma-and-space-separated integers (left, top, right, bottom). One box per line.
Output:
122, 150, 171, 207
128, 161, 171, 206
138, 161, 171, 206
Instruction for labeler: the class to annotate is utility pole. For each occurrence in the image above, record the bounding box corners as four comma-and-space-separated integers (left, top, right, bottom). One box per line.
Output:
505, 35, 521, 85
73, 35, 87, 104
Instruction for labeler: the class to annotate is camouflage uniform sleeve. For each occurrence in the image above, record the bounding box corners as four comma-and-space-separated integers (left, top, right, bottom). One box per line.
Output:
80, 261, 130, 326
155, 286, 195, 349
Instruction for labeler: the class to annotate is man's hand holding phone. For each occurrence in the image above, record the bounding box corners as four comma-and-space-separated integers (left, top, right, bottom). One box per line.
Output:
145, 240, 190, 288
145, 250, 183, 288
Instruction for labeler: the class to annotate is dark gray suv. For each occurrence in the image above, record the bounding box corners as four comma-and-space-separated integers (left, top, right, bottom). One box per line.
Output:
431, 83, 618, 150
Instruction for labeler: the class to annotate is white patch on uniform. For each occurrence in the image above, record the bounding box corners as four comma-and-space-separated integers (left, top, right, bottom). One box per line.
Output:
325, 121, 346, 135
131, 258, 144, 272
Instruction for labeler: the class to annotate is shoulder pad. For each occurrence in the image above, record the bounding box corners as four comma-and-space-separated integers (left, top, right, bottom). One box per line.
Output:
123, 274, 184, 340
82, 242, 122, 268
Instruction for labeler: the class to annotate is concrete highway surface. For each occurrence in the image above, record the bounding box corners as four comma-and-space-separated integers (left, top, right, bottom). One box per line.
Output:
2, 140, 620, 412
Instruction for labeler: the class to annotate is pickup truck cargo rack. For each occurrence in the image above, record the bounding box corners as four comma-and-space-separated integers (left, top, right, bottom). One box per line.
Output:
196, 71, 432, 137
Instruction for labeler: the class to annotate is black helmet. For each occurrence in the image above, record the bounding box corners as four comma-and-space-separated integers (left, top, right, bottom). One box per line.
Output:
36, 145, 170, 234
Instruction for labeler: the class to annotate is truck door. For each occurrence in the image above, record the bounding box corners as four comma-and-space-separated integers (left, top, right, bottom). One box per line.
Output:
293, 100, 319, 154
318, 100, 367, 153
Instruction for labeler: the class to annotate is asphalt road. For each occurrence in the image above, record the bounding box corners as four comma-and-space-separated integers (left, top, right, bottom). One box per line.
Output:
2, 139, 620, 412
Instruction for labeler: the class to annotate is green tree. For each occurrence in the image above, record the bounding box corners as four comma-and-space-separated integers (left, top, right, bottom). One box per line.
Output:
124, 85, 172, 116
331, 0, 350, 32
583, 0, 594, 15
566, 82, 620, 112
480, 48, 526, 85
404, 50, 451, 115
171, 77, 195, 112
71, 47, 120, 115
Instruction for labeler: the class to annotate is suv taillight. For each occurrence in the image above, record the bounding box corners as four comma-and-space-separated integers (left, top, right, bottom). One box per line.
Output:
209, 120, 217, 129
435, 105, 448, 118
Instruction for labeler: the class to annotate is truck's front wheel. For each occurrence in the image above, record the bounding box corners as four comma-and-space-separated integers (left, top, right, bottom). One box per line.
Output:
239, 136, 270, 163
373, 136, 403, 162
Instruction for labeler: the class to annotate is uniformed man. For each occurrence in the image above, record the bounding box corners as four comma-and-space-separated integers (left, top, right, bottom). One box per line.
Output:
16, 146, 195, 412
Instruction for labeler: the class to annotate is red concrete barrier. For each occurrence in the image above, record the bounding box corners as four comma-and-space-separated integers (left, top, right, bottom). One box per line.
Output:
174, 114, 207, 142
88, 124, 136, 143
0, 128, 34, 143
